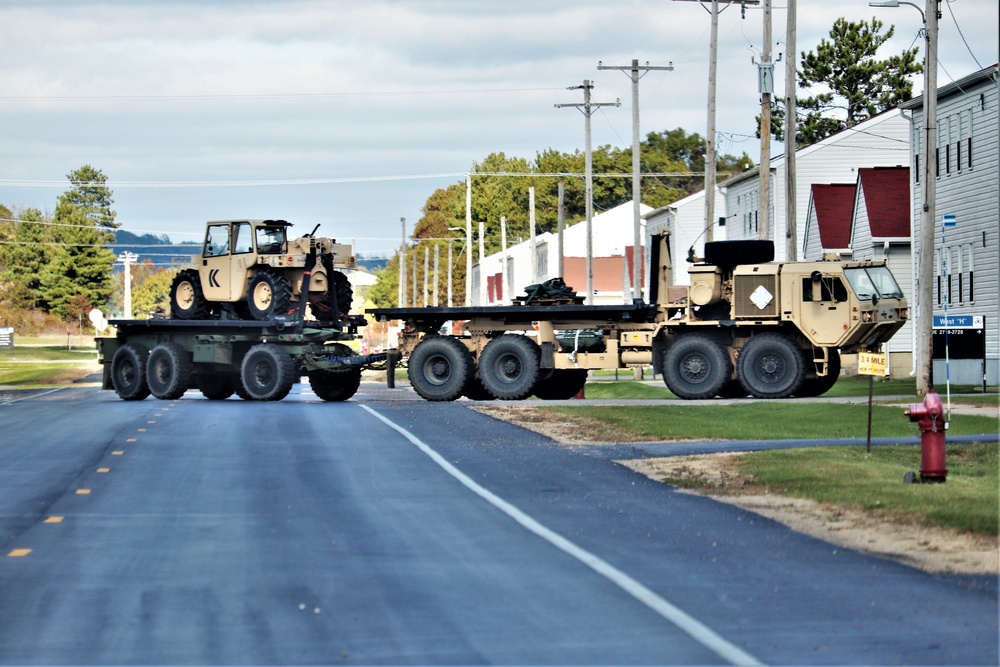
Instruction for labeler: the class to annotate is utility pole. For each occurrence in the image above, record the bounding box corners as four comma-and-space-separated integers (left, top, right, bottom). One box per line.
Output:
528, 186, 538, 283
557, 181, 566, 278
784, 0, 798, 260
118, 251, 138, 318
556, 81, 620, 304
433, 244, 440, 307
918, 0, 940, 396
398, 217, 406, 308
758, 0, 774, 242
675, 0, 758, 246
465, 174, 473, 306
598, 59, 673, 301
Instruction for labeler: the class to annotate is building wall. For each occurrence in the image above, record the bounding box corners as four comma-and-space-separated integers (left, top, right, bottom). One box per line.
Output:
908, 67, 999, 385
644, 189, 727, 287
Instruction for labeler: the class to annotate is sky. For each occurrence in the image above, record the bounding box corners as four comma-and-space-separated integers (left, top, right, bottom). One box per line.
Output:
0, 0, 996, 258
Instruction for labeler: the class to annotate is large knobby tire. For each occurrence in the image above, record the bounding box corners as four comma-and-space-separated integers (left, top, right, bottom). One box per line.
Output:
662, 335, 732, 400
333, 271, 353, 315
111, 343, 151, 401
309, 369, 362, 402
797, 349, 841, 397
146, 342, 193, 400
197, 372, 235, 400
533, 369, 589, 400
407, 336, 473, 402
462, 372, 495, 401
246, 270, 292, 320
737, 333, 806, 399
240, 344, 295, 401
170, 269, 209, 320
478, 335, 541, 401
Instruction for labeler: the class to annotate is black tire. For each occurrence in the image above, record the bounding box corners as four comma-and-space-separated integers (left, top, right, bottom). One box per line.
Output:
146, 342, 193, 400
407, 336, 473, 402
333, 271, 353, 316
462, 372, 495, 401
797, 349, 841, 397
662, 335, 732, 400
246, 270, 292, 320
309, 369, 362, 402
717, 379, 748, 398
169, 269, 209, 320
198, 373, 235, 400
240, 344, 295, 401
737, 332, 806, 399
478, 335, 541, 401
111, 343, 151, 401
533, 369, 589, 400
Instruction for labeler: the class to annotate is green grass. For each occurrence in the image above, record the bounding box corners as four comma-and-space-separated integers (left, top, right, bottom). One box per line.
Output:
731, 444, 998, 536
0, 347, 100, 386
542, 403, 997, 441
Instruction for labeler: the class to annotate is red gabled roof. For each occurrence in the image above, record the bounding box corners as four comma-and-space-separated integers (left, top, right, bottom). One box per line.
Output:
858, 166, 911, 238
811, 183, 856, 248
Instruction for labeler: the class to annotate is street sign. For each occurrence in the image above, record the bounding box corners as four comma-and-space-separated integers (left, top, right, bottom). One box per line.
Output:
0, 327, 13, 348
933, 314, 985, 360
858, 352, 887, 376
942, 213, 956, 228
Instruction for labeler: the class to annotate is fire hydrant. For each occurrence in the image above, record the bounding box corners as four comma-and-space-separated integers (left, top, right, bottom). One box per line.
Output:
905, 390, 947, 483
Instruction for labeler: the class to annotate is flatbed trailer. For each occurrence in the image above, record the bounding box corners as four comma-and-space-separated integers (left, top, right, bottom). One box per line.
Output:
368, 236, 908, 402
97, 317, 385, 402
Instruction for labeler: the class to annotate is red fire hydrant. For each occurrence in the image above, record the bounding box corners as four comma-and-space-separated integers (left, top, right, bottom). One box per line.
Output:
905, 390, 947, 483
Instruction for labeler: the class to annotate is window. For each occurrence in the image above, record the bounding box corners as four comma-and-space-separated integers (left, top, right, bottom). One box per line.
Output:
803, 276, 848, 302
233, 222, 253, 254
203, 224, 230, 257
256, 226, 285, 254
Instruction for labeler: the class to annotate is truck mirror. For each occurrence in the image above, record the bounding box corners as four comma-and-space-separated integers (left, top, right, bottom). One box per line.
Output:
810, 271, 822, 282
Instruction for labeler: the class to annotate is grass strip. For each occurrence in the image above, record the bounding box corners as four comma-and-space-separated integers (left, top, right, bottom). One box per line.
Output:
540, 403, 996, 441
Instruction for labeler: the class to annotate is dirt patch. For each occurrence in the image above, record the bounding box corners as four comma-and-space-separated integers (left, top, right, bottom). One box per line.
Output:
480, 405, 999, 575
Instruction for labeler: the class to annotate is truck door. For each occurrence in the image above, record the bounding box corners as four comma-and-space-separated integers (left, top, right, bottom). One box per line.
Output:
799, 273, 851, 346
201, 223, 232, 301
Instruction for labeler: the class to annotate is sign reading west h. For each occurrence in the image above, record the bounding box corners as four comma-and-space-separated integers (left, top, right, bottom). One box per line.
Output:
932, 315, 985, 360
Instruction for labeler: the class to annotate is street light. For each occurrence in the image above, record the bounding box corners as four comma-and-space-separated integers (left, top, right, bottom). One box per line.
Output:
869, 0, 938, 396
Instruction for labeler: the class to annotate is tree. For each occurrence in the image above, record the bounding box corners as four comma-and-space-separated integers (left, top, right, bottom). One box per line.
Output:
0, 207, 51, 309
761, 17, 922, 144
64, 165, 118, 229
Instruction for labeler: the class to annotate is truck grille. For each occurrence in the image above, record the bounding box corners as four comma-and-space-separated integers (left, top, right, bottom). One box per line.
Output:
734, 275, 777, 318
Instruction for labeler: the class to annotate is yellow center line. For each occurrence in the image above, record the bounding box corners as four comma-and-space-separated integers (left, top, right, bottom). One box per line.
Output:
112, 451, 124, 456
76, 489, 91, 495
97, 468, 110, 473
7, 549, 31, 557
44, 517, 64, 524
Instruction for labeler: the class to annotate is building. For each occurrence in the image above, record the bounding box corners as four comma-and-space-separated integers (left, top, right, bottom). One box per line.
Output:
642, 188, 727, 286
902, 64, 999, 386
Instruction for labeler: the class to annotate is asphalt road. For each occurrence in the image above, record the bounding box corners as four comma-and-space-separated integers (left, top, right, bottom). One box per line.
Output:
0, 381, 996, 665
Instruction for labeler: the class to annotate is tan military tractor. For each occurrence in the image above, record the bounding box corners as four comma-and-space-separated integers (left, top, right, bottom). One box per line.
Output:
169, 219, 356, 322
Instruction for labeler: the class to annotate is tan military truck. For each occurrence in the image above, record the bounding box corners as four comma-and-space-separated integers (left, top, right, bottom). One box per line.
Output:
169, 219, 356, 323
368, 235, 908, 401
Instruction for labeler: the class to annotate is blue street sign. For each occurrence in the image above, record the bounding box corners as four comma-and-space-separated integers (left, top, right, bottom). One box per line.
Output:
942, 213, 957, 228
933, 314, 982, 328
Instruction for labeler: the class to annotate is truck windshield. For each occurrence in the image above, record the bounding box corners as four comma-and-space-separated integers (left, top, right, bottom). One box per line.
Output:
256, 227, 285, 254
843, 266, 904, 300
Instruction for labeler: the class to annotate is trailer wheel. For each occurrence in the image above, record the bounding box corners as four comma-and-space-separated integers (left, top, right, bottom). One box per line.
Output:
111, 343, 151, 401
737, 333, 806, 399
146, 342, 193, 400
247, 270, 292, 320
169, 269, 209, 320
478, 335, 541, 400
240, 344, 295, 401
309, 369, 362, 402
662, 335, 732, 400
408, 336, 473, 402
797, 349, 841, 397
533, 368, 588, 400
198, 373, 235, 400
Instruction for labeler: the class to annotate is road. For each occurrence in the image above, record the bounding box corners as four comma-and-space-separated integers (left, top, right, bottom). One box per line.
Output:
0, 381, 996, 665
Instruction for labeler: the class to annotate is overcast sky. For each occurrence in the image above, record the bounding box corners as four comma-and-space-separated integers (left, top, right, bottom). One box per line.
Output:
1, 0, 996, 257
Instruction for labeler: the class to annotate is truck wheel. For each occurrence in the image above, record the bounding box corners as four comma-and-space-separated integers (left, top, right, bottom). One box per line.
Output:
738, 333, 806, 399
146, 342, 193, 400
334, 271, 353, 316
533, 369, 588, 400
111, 343, 151, 401
247, 271, 292, 320
309, 369, 362, 402
198, 373, 235, 400
170, 269, 208, 319
662, 335, 732, 400
240, 344, 295, 401
797, 349, 841, 397
478, 335, 541, 400
408, 336, 473, 402
462, 372, 495, 401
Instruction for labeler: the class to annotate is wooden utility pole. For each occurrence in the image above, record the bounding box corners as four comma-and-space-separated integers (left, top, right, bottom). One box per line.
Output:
398, 217, 406, 308
597, 59, 672, 300
556, 81, 620, 304
784, 0, 798, 260
758, 0, 773, 242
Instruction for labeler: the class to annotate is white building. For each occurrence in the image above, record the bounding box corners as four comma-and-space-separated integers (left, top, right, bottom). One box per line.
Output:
473, 201, 652, 305
642, 188, 727, 286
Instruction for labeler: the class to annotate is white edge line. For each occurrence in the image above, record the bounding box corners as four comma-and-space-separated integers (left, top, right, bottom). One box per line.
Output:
0, 387, 66, 405
360, 404, 764, 667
